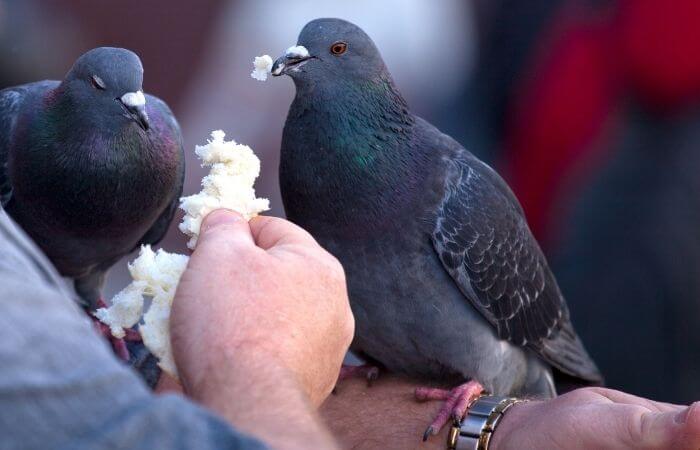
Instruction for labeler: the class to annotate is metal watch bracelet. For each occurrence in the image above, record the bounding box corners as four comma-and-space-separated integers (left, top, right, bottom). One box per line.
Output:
447, 395, 525, 450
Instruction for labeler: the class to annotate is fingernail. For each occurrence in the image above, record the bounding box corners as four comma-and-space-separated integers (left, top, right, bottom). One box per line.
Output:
202, 209, 242, 231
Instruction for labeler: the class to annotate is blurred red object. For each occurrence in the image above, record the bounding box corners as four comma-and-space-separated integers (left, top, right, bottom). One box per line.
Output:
618, 0, 700, 111
504, 0, 700, 245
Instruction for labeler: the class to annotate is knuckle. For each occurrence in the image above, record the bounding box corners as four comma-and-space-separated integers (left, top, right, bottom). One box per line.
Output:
342, 311, 355, 344
623, 411, 646, 446
302, 250, 346, 285
331, 257, 346, 280
687, 401, 700, 423
293, 224, 316, 242
333, 294, 355, 345
321, 253, 346, 283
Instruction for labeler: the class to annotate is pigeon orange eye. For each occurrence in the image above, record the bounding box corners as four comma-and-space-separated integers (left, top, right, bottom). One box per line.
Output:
330, 42, 347, 56
91, 75, 106, 90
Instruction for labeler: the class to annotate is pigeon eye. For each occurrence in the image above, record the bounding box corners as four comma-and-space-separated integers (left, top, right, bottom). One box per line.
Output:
91, 75, 106, 90
330, 42, 347, 56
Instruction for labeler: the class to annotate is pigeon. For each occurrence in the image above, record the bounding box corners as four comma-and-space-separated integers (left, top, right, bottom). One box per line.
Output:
273, 18, 602, 437
0, 47, 185, 368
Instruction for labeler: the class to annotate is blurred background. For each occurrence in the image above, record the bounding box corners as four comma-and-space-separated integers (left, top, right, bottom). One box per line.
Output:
2, 0, 700, 403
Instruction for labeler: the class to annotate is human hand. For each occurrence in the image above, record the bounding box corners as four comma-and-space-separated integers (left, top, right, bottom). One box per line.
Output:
171, 209, 353, 405
491, 387, 700, 450
169, 210, 353, 449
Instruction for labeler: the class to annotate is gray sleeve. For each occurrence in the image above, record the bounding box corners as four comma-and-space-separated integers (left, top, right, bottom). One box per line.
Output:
0, 212, 268, 450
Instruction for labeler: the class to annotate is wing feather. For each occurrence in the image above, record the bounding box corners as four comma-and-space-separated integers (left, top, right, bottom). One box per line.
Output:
432, 154, 602, 383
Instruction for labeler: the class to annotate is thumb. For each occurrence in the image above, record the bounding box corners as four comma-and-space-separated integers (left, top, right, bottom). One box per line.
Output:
195, 209, 254, 251
671, 402, 700, 450
636, 403, 700, 449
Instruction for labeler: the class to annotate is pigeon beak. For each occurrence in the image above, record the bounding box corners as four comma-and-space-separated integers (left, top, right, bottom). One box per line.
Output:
272, 48, 312, 77
118, 91, 150, 131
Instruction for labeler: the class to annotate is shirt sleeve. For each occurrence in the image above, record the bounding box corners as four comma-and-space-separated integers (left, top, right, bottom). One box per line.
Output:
0, 212, 268, 450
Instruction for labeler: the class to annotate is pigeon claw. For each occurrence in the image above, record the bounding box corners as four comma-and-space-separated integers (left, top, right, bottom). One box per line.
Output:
336, 364, 381, 388
92, 298, 141, 361
112, 336, 130, 361
123, 327, 142, 342
415, 380, 484, 441
422, 426, 434, 442
366, 366, 380, 384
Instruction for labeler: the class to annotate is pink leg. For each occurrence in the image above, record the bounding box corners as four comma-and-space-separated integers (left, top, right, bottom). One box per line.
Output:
336, 364, 380, 386
415, 380, 484, 441
122, 328, 142, 342
338, 364, 380, 383
111, 335, 131, 360
92, 298, 142, 361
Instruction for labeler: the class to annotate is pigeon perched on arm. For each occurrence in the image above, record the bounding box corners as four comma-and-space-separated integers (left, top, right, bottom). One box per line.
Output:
0, 48, 184, 367
272, 18, 602, 438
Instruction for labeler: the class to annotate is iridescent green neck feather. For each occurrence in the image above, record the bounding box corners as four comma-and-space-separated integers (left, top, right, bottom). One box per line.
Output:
280, 74, 433, 232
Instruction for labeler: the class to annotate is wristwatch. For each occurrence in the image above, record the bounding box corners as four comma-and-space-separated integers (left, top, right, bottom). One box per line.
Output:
447, 395, 524, 450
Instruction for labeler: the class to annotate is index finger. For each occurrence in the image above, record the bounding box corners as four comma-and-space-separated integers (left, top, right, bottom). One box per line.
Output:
248, 215, 318, 250
585, 387, 685, 412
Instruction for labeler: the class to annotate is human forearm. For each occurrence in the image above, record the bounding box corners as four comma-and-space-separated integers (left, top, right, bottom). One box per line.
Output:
321, 375, 449, 450
190, 351, 338, 450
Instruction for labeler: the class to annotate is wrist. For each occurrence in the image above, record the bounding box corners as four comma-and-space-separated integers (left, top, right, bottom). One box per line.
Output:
185, 348, 338, 450
449, 396, 534, 450
322, 375, 451, 450
487, 400, 539, 450
184, 345, 300, 404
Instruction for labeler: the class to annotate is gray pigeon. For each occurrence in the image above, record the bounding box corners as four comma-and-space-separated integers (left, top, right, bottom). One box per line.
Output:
0, 48, 184, 369
273, 18, 602, 436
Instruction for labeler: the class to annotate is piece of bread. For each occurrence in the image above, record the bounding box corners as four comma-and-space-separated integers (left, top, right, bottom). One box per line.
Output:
97, 130, 269, 378
251, 55, 273, 81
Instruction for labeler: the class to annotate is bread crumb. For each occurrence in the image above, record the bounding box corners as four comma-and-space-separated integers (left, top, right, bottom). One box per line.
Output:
251, 55, 273, 81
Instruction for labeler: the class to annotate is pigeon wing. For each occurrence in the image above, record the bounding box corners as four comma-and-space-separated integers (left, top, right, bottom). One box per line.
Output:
432, 152, 602, 384
0, 81, 58, 208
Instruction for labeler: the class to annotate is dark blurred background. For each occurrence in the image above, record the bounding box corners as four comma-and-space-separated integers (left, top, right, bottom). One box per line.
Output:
3, 0, 700, 403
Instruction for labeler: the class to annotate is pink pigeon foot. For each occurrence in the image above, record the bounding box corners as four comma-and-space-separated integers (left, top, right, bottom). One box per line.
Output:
338, 364, 380, 384
333, 364, 381, 393
92, 298, 142, 361
415, 380, 484, 441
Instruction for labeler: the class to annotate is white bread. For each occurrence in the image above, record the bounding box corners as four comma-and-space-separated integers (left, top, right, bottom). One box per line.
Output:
97, 130, 269, 378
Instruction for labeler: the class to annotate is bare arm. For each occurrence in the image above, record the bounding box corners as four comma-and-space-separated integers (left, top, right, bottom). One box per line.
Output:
321, 375, 449, 450
322, 375, 700, 450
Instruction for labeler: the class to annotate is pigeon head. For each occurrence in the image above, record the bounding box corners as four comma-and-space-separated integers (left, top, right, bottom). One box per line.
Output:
61, 47, 149, 131
276, 19, 418, 227
272, 18, 388, 89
